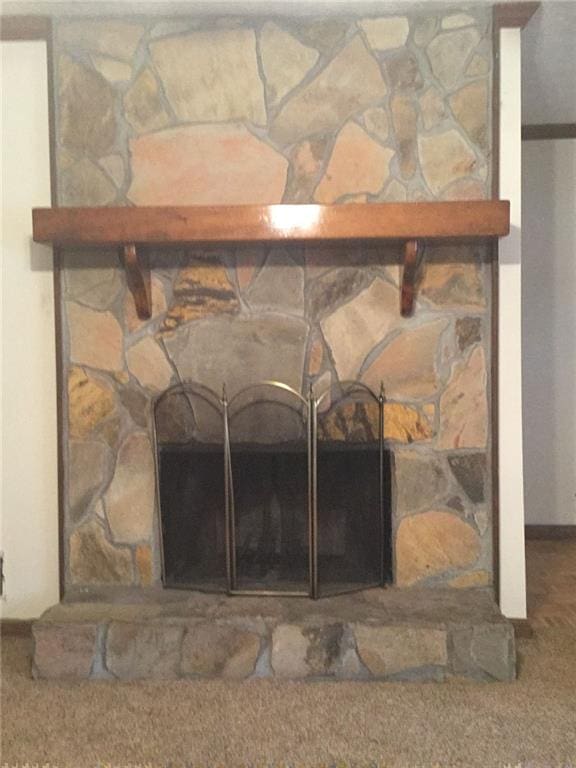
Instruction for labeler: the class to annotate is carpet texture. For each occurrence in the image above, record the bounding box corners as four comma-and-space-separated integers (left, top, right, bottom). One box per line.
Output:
2, 628, 576, 768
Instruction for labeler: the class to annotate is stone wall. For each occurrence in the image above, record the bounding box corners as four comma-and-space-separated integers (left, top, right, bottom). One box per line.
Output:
55, 10, 494, 592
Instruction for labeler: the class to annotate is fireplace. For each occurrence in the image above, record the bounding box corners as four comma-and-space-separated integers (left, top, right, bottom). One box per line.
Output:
154, 380, 392, 597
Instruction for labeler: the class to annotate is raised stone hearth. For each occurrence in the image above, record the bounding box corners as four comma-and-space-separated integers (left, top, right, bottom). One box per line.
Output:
33, 588, 514, 682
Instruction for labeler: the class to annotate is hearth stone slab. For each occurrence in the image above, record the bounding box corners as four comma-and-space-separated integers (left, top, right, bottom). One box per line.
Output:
32, 587, 515, 682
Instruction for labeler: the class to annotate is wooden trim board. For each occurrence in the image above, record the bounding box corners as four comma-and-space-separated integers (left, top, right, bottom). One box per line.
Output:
522, 124, 576, 141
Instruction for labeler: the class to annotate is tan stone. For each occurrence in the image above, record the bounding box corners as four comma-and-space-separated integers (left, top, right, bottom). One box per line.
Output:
270, 35, 387, 146
68, 367, 117, 439
60, 159, 117, 206
106, 623, 183, 679
128, 124, 288, 206
285, 137, 327, 203
427, 28, 481, 89
396, 511, 481, 586
442, 13, 477, 29
449, 81, 489, 149
162, 260, 239, 330
449, 570, 491, 588
315, 122, 393, 203
420, 247, 485, 308
355, 625, 447, 676
33, 623, 98, 679
359, 16, 410, 50
181, 624, 260, 678
124, 275, 167, 333
99, 155, 125, 188
441, 178, 486, 201
259, 22, 319, 105
59, 20, 144, 61
363, 320, 447, 399
321, 277, 400, 381
379, 179, 407, 202
466, 53, 489, 77
127, 337, 173, 393
59, 55, 116, 157
419, 86, 447, 130
67, 302, 123, 372
271, 624, 341, 678
150, 29, 266, 125
362, 107, 389, 143
391, 95, 418, 179
68, 440, 111, 522
439, 346, 488, 449
91, 55, 131, 84
135, 545, 153, 586
124, 68, 170, 134
105, 433, 155, 544
418, 130, 477, 195
69, 519, 134, 585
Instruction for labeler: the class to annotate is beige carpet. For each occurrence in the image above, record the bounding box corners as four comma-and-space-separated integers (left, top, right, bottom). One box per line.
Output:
1, 629, 576, 768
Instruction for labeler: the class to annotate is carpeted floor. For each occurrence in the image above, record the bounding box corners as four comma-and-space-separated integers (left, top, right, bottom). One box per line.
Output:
2, 626, 576, 768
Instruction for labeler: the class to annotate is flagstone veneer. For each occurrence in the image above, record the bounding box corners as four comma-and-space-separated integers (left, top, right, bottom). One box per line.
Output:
53, 7, 495, 592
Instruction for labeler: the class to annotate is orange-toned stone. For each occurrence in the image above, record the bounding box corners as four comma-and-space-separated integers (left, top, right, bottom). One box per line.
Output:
308, 335, 324, 376
449, 570, 491, 588
68, 367, 117, 439
396, 510, 481, 586
420, 249, 485, 309
441, 178, 486, 201
319, 400, 432, 444
162, 260, 239, 330
135, 545, 153, 586
439, 346, 487, 449
236, 249, 263, 290
124, 275, 167, 334
69, 520, 134, 586
67, 302, 123, 372
127, 124, 288, 205
418, 129, 477, 195
384, 403, 433, 443
344, 194, 369, 204
315, 122, 393, 203
285, 137, 328, 203
449, 81, 488, 149
363, 320, 447, 399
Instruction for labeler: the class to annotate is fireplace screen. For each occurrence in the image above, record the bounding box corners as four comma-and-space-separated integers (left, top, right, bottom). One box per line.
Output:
153, 380, 391, 598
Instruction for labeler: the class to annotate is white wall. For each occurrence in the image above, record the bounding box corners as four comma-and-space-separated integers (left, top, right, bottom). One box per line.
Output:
522, 138, 576, 526
1, 40, 59, 618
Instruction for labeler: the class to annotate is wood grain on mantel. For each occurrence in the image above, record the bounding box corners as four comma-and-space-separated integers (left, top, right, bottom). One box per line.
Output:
32, 201, 510, 245
32, 201, 510, 320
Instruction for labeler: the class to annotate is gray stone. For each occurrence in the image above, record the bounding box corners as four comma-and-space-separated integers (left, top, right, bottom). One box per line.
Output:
106, 622, 183, 679
308, 268, 371, 320
164, 315, 307, 399
270, 35, 387, 146
60, 159, 117, 206
244, 251, 305, 315
288, 19, 348, 54
123, 68, 170, 134
150, 29, 266, 125
68, 440, 111, 523
471, 624, 515, 681
354, 625, 448, 677
413, 16, 438, 47
181, 623, 261, 678
58, 20, 144, 61
427, 28, 482, 89
394, 451, 448, 515
58, 55, 117, 157
448, 453, 487, 504
33, 623, 97, 679
271, 623, 342, 678
64, 251, 122, 309
119, 386, 149, 429
456, 316, 482, 351
384, 52, 423, 92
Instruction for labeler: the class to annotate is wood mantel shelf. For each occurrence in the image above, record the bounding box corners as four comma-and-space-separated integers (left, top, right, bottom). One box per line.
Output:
32, 201, 510, 319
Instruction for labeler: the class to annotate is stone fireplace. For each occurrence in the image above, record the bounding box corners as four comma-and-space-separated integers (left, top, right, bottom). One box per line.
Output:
32, 7, 516, 682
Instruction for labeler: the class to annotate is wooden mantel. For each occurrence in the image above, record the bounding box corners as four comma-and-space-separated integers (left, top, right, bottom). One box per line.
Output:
32, 200, 510, 319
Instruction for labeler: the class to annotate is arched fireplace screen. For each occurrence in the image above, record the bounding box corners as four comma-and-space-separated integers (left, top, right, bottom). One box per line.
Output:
153, 380, 391, 598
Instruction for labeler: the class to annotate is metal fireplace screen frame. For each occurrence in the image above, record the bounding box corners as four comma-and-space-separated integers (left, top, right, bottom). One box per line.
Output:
152, 380, 388, 599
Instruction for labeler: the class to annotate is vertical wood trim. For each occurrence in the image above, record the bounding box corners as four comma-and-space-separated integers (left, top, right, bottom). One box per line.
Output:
497, 27, 527, 619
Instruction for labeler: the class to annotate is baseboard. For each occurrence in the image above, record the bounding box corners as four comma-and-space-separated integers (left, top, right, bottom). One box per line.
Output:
511, 619, 534, 639
525, 525, 576, 540
0, 619, 33, 637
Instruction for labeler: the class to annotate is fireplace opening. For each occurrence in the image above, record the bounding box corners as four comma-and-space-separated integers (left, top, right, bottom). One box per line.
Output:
153, 381, 392, 598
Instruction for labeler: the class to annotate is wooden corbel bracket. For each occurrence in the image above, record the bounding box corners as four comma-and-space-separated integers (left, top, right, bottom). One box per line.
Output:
120, 243, 151, 320
401, 239, 425, 317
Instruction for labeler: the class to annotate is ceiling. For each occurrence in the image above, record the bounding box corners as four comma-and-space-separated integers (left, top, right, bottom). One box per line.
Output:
2, 0, 575, 125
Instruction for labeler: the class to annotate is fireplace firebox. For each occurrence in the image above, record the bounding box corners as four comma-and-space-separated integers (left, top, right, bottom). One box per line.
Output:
153, 381, 392, 598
